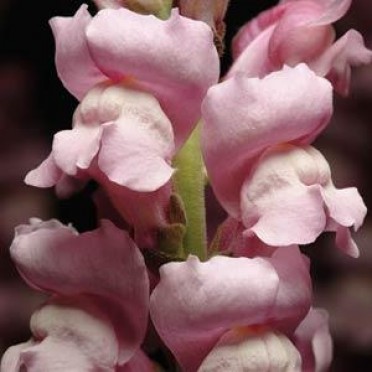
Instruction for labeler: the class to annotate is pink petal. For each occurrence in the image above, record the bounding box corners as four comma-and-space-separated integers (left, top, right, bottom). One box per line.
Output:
233, 0, 350, 61
243, 184, 326, 247
241, 145, 366, 252
279, 0, 351, 24
198, 330, 301, 372
267, 246, 312, 332
150, 255, 278, 371
0, 341, 35, 372
202, 64, 333, 217
268, 1, 335, 67
293, 308, 333, 372
310, 29, 372, 95
232, 4, 287, 60
150, 248, 311, 371
95, 86, 176, 192
50, 5, 107, 100
229, 0, 336, 79
323, 186, 366, 230
239, 145, 317, 242
86, 8, 219, 147
98, 123, 174, 192
334, 225, 360, 258
53, 125, 102, 175
228, 0, 365, 95
24, 153, 63, 188
96, 179, 171, 235
20, 299, 119, 371
10, 219, 149, 365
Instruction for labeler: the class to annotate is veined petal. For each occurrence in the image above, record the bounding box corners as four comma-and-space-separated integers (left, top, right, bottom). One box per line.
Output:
10, 219, 149, 365
202, 64, 333, 217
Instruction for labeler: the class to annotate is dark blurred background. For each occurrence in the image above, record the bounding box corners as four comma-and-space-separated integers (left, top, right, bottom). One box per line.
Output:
0, 1, 371, 370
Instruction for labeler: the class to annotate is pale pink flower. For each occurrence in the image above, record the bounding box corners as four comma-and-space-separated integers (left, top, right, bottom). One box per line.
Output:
150, 246, 312, 371
1, 218, 150, 371
26, 4, 219, 234
293, 308, 333, 372
202, 64, 333, 219
26, 84, 174, 232
228, 0, 372, 95
27, 84, 174, 192
49, 4, 219, 149
202, 64, 366, 255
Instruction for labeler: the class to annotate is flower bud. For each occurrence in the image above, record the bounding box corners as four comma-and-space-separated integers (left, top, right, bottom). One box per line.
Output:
177, 0, 230, 53
94, 0, 173, 19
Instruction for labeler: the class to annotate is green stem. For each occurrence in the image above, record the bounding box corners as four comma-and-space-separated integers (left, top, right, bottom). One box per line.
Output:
173, 124, 207, 260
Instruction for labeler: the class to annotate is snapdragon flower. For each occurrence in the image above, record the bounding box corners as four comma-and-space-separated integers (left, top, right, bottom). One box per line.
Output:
25, 4, 219, 235
202, 64, 366, 254
228, 0, 372, 95
1, 219, 150, 371
150, 246, 312, 371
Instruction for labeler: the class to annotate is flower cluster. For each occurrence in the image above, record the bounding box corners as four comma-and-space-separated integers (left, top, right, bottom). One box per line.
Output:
1, 0, 370, 371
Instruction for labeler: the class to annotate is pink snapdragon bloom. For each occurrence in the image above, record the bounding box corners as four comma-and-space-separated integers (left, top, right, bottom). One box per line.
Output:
241, 145, 366, 257
150, 246, 312, 371
228, 0, 372, 95
26, 83, 175, 232
49, 4, 219, 149
25, 4, 218, 234
1, 219, 150, 371
292, 308, 333, 372
202, 64, 333, 218
202, 64, 366, 254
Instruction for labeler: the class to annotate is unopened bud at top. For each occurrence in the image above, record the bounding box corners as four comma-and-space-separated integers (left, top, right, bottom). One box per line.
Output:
94, 0, 173, 19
